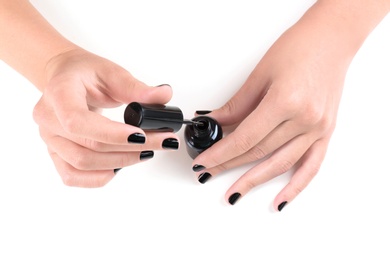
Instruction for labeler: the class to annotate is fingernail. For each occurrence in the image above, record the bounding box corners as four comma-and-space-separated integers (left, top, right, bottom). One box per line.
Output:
192, 164, 205, 172
155, 84, 171, 88
140, 150, 154, 160
228, 192, 241, 205
196, 110, 212, 115
162, 138, 179, 150
114, 168, 122, 174
128, 133, 145, 144
278, 201, 288, 212
198, 172, 212, 184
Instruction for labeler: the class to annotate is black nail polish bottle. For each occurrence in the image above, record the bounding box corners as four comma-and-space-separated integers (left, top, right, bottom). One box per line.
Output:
124, 102, 184, 132
184, 116, 223, 159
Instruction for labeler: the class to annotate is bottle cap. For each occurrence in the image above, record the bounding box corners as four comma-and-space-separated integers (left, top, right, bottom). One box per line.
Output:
124, 102, 184, 132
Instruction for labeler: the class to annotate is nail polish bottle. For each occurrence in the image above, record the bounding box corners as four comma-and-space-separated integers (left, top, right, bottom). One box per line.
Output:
184, 116, 223, 159
124, 102, 184, 132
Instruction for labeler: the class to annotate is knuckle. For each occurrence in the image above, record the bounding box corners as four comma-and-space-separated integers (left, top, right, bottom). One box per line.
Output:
215, 163, 229, 172
32, 100, 44, 125
61, 171, 77, 187
60, 169, 111, 188
85, 139, 105, 152
242, 177, 258, 191
274, 159, 294, 173
61, 116, 81, 134
291, 184, 305, 197
247, 145, 267, 161
68, 151, 92, 170
300, 104, 324, 127
220, 99, 236, 115
317, 113, 335, 133
233, 133, 254, 154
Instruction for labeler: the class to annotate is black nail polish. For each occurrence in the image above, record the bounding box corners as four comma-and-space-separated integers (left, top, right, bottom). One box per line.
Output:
162, 138, 179, 150
155, 84, 171, 88
128, 133, 145, 144
140, 150, 154, 160
196, 110, 212, 115
114, 168, 122, 174
228, 192, 241, 205
278, 201, 288, 212
192, 164, 205, 172
198, 172, 212, 184
184, 116, 223, 159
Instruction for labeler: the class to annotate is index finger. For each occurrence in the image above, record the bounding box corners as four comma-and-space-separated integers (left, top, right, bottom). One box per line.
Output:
192, 87, 291, 171
48, 80, 145, 145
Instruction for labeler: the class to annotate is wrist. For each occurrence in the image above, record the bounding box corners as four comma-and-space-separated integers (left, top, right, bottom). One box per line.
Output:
298, 0, 390, 61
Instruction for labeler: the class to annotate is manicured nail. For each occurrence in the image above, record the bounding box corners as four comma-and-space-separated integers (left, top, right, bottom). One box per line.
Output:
140, 150, 154, 160
162, 138, 179, 150
228, 192, 241, 205
114, 168, 122, 174
278, 201, 288, 212
155, 84, 171, 88
192, 164, 205, 172
196, 110, 212, 115
128, 133, 145, 144
198, 172, 212, 184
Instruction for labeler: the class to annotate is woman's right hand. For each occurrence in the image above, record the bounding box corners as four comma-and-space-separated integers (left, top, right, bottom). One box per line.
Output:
33, 48, 179, 187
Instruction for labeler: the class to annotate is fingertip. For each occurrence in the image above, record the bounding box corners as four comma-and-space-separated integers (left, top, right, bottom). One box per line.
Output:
228, 192, 242, 205
277, 201, 288, 212
148, 83, 173, 104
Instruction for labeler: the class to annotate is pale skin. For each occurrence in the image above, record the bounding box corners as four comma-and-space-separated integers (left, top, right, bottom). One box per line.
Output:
1, 1, 389, 210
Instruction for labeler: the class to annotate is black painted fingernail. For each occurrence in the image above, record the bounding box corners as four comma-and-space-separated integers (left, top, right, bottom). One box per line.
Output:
162, 138, 179, 150
196, 110, 212, 115
198, 172, 212, 184
228, 192, 241, 205
155, 84, 171, 88
278, 201, 288, 212
128, 133, 145, 144
114, 168, 122, 174
140, 150, 154, 160
192, 164, 205, 172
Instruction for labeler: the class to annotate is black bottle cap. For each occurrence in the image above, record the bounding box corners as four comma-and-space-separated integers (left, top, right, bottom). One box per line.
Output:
124, 102, 184, 132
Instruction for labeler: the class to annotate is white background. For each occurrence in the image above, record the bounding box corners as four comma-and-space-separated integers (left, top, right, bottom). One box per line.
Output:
1, 1, 390, 259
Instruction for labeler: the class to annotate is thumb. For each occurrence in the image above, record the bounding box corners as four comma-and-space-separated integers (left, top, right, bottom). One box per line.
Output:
103, 67, 173, 105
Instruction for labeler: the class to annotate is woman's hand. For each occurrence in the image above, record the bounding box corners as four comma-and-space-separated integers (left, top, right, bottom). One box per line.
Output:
33, 48, 179, 187
192, 0, 390, 210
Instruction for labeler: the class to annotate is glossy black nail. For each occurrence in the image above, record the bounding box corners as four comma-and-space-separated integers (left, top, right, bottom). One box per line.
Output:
228, 193, 241, 205
155, 84, 171, 88
140, 150, 154, 160
278, 201, 288, 212
128, 133, 146, 144
192, 164, 205, 172
114, 168, 122, 174
198, 172, 212, 184
162, 138, 179, 150
195, 110, 212, 115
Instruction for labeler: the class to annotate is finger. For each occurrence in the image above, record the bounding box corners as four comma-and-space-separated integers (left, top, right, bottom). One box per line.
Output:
98, 65, 173, 105
44, 82, 147, 145
34, 98, 179, 152
192, 87, 293, 172
224, 133, 316, 205
273, 138, 329, 212
42, 132, 154, 171
48, 148, 115, 188
74, 132, 180, 152
205, 67, 270, 126
197, 120, 305, 183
